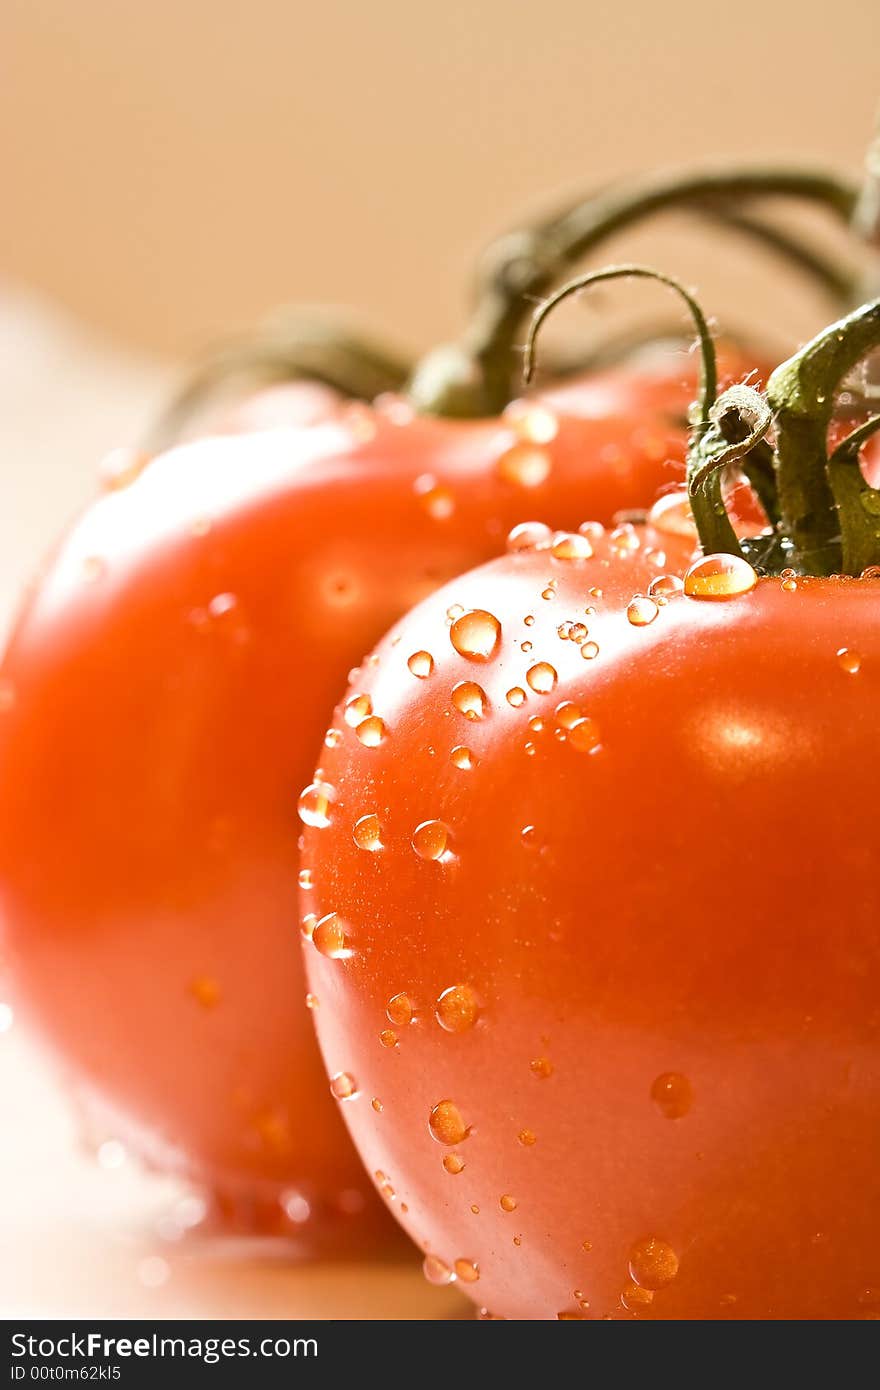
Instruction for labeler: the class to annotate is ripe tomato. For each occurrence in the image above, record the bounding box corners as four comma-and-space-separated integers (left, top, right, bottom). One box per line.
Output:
0, 357, 743, 1245
299, 513, 880, 1316
300, 277, 880, 1311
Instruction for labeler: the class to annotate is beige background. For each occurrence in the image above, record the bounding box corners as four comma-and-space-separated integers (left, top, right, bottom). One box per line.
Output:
2, 0, 879, 360
0, 0, 879, 1320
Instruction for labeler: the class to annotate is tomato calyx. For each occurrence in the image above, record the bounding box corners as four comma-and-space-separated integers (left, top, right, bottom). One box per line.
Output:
149, 163, 865, 445
408, 164, 861, 418
687, 298, 880, 578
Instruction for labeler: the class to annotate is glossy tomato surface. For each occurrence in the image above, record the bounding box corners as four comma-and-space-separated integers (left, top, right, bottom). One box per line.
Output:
0, 357, 736, 1244
301, 516, 880, 1314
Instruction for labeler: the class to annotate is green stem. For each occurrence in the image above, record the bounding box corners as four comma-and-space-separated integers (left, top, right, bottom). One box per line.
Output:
523, 263, 741, 558
827, 413, 880, 574
408, 166, 858, 417
146, 314, 410, 452
767, 299, 880, 573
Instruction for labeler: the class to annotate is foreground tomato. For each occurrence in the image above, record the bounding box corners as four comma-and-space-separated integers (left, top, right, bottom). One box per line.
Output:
300, 289, 880, 1314
0, 164, 861, 1244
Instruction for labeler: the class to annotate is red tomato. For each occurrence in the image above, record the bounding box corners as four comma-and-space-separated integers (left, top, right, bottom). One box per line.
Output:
300, 513, 880, 1316
0, 357, 758, 1248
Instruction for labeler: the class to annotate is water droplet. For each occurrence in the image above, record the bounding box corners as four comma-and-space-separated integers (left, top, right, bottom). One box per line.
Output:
450, 609, 502, 662
568, 622, 588, 643
523, 741, 537, 756
356, 715, 387, 747
408, 650, 434, 678
379, 1029, 398, 1048
650, 1072, 693, 1119
470, 1204, 480, 1215
96, 1138, 126, 1170
312, 913, 351, 959
452, 681, 488, 720
412, 819, 451, 861
98, 445, 149, 491
423, 1254, 455, 1286
581, 641, 600, 660
541, 587, 556, 601
330, 1072, 358, 1101
518, 1129, 537, 1147
190, 976, 220, 1009
555, 701, 583, 729
324, 727, 341, 748
300, 913, 317, 941
837, 647, 862, 674
507, 521, 553, 552
298, 868, 313, 890
526, 662, 557, 694
621, 1283, 654, 1312
530, 1056, 553, 1079
628, 1237, 679, 1289
582, 1240, 593, 1252
353, 813, 383, 852
521, 640, 533, 653
568, 718, 601, 754
344, 693, 372, 726
506, 686, 526, 707
524, 614, 535, 627
528, 715, 544, 732
446, 604, 465, 624
860, 565, 880, 580
443, 1153, 465, 1175
580, 521, 605, 542
609, 522, 640, 554
684, 553, 758, 600
0, 679, 16, 713
305, 993, 319, 1010
435, 984, 480, 1033
506, 402, 559, 444
454, 1258, 480, 1283
429, 1099, 469, 1145
451, 745, 476, 770
648, 490, 696, 537
371, 1097, 383, 1113
375, 1170, 395, 1201
781, 576, 798, 593
387, 993, 413, 1026
551, 532, 593, 562
415, 474, 455, 519
297, 781, 335, 828
497, 442, 551, 487
282, 1191, 312, 1225
627, 595, 659, 626
648, 573, 684, 598
500, 1194, 517, 1213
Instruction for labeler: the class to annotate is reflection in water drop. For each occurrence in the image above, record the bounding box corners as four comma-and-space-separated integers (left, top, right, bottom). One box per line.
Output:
450, 609, 502, 662
429, 1099, 469, 1145
684, 553, 757, 600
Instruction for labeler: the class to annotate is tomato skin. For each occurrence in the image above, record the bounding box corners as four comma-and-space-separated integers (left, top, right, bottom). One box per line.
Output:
0, 360, 733, 1243
301, 530, 880, 1316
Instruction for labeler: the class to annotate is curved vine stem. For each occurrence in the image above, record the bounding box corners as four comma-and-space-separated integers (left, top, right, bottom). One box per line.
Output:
409, 165, 859, 417
523, 263, 743, 557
